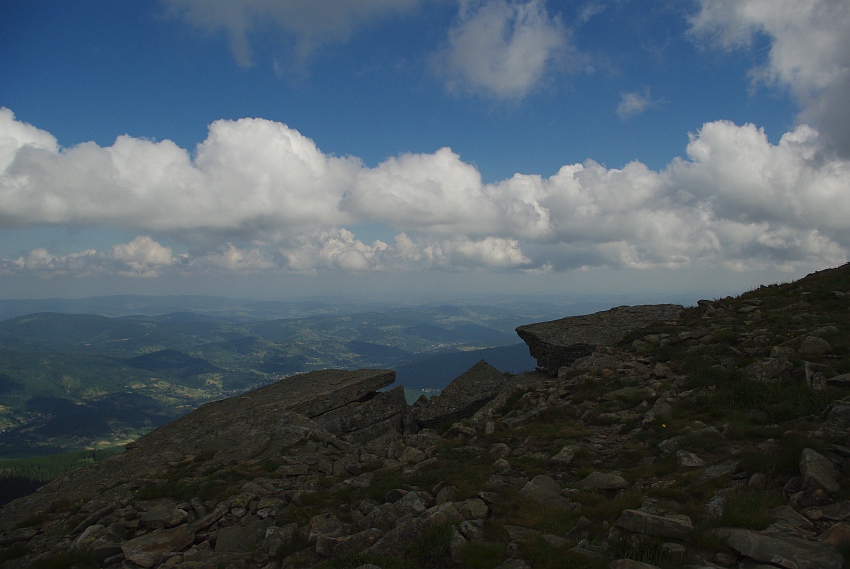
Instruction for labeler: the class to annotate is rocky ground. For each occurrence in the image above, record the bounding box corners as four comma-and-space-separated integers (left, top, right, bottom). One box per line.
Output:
2, 265, 850, 568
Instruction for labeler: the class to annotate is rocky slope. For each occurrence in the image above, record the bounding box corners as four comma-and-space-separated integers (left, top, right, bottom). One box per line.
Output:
2, 265, 850, 569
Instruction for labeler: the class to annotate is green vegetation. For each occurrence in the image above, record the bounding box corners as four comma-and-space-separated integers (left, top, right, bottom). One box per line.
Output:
717, 487, 782, 530
30, 547, 98, 569
0, 302, 551, 463
0, 447, 123, 506
612, 534, 685, 569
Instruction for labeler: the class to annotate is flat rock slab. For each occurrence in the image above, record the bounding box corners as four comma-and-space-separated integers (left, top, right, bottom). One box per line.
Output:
136, 368, 396, 461
516, 304, 683, 373
215, 518, 274, 552
413, 360, 509, 427
576, 471, 629, 491
725, 528, 844, 569
317, 385, 407, 436
615, 509, 693, 540
799, 448, 840, 493
805, 501, 850, 521
121, 524, 194, 568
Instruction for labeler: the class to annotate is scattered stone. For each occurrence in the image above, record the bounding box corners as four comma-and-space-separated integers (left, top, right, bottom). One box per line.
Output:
799, 336, 832, 357
676, 450, 705, 467
503, 525, 541, 541
121, 524, 194, 568
603, 386, 653, 402
492, 458, 512, 474
642, 400, 673, 426
615, 510, 693, 540
367, 517, 425, 557
550, 445, 578, 467
770, 505, 814, 530
576, 471, 629, 491
699, 460, 739, 482
519, 475, 574, 510
140, 504, 188, 529
799, 448, 840, 493
217, 518, 275, 552
459, 519, 485, 541
724, 528, 844, 569
804, 501, 850, 521
825, 373, 850, 388
819, 523, 850, 550
746, 358, 794, 381
457, 498, 489, 520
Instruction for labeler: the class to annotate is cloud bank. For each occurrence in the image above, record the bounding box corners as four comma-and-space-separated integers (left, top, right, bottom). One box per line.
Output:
1, 106, 848, 279
689, 0, 850, 156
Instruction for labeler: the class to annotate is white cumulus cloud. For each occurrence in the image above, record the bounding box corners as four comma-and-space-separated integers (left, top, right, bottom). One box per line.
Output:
2, 108, 850, 279
688, 0, 850, 156
433, 0, 570, 100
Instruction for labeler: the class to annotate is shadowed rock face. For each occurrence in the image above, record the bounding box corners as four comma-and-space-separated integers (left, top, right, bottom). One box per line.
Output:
515, 304, 684, 374
412, 360, 509, 428
0, 368, 408, 530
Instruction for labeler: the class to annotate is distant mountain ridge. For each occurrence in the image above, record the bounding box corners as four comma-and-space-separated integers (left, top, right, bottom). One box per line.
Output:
0, 300, 568, 458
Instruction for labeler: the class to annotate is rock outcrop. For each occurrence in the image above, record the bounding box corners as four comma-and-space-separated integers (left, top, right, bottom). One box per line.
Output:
515, 304, 684, 373
412, 360, 512, 428
3, 265, 850, 569
0, 368, 411, 530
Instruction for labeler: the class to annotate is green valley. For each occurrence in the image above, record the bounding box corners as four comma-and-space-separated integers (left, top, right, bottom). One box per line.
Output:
0, 300, 566, 458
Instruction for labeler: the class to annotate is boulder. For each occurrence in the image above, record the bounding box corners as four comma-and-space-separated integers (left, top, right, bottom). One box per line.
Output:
549, 445, 578, 467
121, 524, 194, 568
769, 505, 814, 530
576, 471, 629, 491
368, 517, 426, 557
139, 504, 188, 529
520, 475, 579, 511
515, 304, 683, 373
746, 358, 794, 381
615, 510, 693, 540
216, 518, 274, 552
804, 501, 850, 521
799, 336, 832, 357
676, 450, 705, 467
317, 385, 411, 441
413, 360, 510, 428
724, 528, 844, 569
799, 448, 840, 493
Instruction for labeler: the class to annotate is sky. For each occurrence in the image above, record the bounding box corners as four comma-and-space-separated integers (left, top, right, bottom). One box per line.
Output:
1, 0, 849, 303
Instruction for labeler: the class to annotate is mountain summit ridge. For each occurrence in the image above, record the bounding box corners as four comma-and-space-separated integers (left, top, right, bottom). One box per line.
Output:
2, 265, 850, 568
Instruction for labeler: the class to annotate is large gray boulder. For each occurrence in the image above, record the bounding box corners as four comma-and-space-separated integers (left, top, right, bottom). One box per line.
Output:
725, 528, 844, 569
515, 304, 683, 373
412, 360, 510, 428
615, 510, 693, 540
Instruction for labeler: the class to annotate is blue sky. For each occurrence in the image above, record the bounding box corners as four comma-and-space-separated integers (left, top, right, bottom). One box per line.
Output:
1, 0, 849, 302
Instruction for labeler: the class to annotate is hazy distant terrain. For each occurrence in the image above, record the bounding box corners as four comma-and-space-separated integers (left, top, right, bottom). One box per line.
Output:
0, 296, 582, 458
